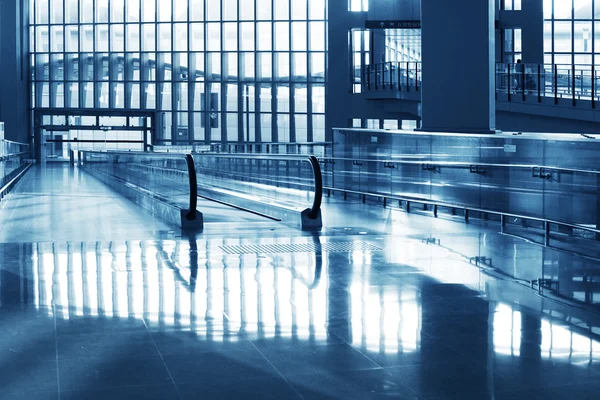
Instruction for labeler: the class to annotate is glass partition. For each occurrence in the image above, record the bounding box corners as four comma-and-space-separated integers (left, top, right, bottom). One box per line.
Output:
192, 153, 321, 216
331, 128, 600, 229
1, 139, 31, 196
79, 151, 193, 212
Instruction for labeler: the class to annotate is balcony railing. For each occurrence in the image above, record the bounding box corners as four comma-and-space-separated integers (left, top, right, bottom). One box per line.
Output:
360, 62, 421, 92
361, 62, 600, 105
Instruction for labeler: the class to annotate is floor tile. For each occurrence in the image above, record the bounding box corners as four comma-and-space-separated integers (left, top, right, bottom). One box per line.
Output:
60, 383, 181, 400
255, 343, 380, 377
161, 349, 280, 384
57, 354, 172, 392
178, 376, 300, 400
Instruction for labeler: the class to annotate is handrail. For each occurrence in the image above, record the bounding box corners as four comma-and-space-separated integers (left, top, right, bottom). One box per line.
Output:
319, 156, 600, 176
1, 151, 30, 161
185, 154, 197, 221
324, 186, 600, 237
80, 150, 197, 220
2, 139, 30, 146
81, 149, 186, 160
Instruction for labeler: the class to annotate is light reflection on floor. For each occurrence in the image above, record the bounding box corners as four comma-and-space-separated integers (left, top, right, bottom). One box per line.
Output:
9, 236, 596, 368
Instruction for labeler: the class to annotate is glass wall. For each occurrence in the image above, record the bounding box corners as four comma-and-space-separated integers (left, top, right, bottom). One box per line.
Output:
30, 0, 327, 145
543, 0, 598, 66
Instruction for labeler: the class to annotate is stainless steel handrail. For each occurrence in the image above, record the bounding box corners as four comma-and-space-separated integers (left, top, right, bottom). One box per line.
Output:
319, 156, 600, 176
0, 151, 30, 161
2, 139, 30, 146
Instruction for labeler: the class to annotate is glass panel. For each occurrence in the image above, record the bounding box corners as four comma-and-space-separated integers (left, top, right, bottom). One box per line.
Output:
240, 0, 255, 20
50, 26, 64, 52
190, 0, 204, 20
50, 0, 64, 23
96, 0, 108, 22
275, 22, 290, 51
574, 21, 592, 52
292, 0, 308, 20
65, 26, 78, 52
310, 21, 325, 50
258, 52, 272, 79
126, 24, 140, 51
207, 0, 220, 20
292, 22, 307, 51
80, 25, 94, 52
142, 0, 156, 21
276, 52, 290, 79
111, 0, 124, 22
240, 23, 255, 51
257, 22, 273, 51
222, 0, 237, 20
96, 25, 109, 52
174, 0, 187, 21
257, 0, 272, 20
158, 0, 172, 22
275, 0, 290, 20
223, 23, 237, 51
574, 0, 592, 19
207, 23, 221, 51
36, 0, 49, 24
111, 25, 125, 52
190, 24, 205, 51
309, 0, 325, 20
126, 0, 140, 22
142, 24, 156, 51
554, 0, 572, 19
293, 52, 307, 80
554, 21, 572, 53
158, 23, 172, 51
174, 24, 188, 52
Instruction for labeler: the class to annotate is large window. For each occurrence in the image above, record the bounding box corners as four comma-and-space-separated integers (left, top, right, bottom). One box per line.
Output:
31, 0, 328, 144
544, 0, 597, 66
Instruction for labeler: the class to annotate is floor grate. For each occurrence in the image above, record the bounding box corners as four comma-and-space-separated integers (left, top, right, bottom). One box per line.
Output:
219, 241, 382, 255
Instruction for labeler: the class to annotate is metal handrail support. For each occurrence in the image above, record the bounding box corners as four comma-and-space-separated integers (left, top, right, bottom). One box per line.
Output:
307, 155, 323, 220
185, 153, 198, 221
324, 186, 600, 244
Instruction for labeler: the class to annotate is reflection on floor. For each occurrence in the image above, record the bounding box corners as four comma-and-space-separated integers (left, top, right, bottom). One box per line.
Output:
2, 234, 600, 399
1, 166, 600, 399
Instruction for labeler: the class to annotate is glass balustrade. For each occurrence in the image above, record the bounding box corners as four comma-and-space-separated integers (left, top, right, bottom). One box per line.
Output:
79, 150, 194, 212
192, 153, 322, 218
1, 139, 30, 196
361, 62, 600, 104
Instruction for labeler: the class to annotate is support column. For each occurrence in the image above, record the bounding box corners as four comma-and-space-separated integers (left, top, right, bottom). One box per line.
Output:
0, 0, 30, 143
421, 0, 496, 133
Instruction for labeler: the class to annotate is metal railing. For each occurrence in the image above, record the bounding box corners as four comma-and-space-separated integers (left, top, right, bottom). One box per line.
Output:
496, 63, 600, 104
361, 62, 600, 106
78, 150, 324, 229
318, 155, 600, 243
153, 141, 332, 158
1, 139, 32, 201
361, 62, 421, 92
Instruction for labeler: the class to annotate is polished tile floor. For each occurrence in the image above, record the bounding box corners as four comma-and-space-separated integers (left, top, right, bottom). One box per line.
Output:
1, 165, 600, 399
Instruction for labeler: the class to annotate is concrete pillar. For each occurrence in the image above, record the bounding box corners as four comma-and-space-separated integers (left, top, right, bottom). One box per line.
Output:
0, 0, 30, 143
421, 0, 496, 133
